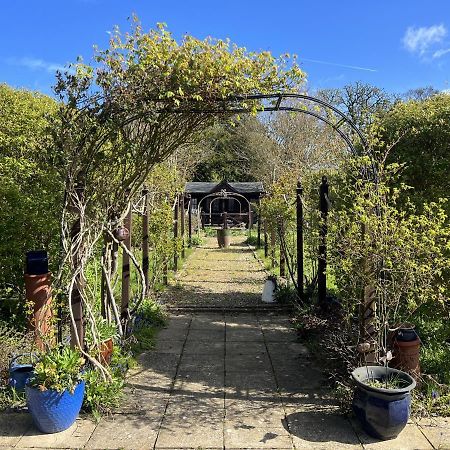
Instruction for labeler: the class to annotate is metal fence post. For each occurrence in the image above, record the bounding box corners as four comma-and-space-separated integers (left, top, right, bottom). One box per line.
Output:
188, 194, 192, 247
174, 195, 179, 272
142, 187, 149, 294
121, 199, 132, 321
264, 219, 269, 258
279, 221, 285, 277
296, 180, 304, 301
257, 196, 261, 248
180, 194, 186, 259
318, 176, 329, 305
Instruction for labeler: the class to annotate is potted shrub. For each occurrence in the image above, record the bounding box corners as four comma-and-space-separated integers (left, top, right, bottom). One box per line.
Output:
329, 157, 450, 440
86, 319, 118, 366
216, 227, 230, 248
25, 346, 85, 433
351, 365, 416, 439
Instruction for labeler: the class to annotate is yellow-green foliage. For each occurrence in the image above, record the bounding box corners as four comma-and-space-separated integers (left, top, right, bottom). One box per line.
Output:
0, 85, 61, 313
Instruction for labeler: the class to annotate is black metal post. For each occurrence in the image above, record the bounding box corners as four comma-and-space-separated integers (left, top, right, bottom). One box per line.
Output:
188, 195, 192, 247
270, 228, 276, 269
296, 180, 304, 302
142, 187, 149, 294
264, 219, 269, 258
318, 176, 329, 305
257, 197, 261, 248
174, 195, 179, 272
180, 194, 186, 259
121, 201, 132, 320
279, 222, 285, 277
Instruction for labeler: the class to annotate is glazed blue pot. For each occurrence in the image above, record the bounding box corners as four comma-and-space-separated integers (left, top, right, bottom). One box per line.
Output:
9, 364, 34, 391
25, 381, 85, 433
352, 366, 416, 440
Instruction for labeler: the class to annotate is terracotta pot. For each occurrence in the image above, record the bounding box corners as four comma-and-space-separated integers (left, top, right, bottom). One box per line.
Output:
99, 338, 113, 365
392, 337, 421, 379
24, 273, 53, 350
217, 229, 230, 248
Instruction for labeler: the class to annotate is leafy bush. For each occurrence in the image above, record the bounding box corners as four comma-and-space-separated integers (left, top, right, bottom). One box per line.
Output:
28, 346, 84, 393
245, 234, 259, 246
0, 84, 61, 314
130, 298, 166, 353
83, 368, 124, 419
275, 283, 298, 304
190, 235, 203, 246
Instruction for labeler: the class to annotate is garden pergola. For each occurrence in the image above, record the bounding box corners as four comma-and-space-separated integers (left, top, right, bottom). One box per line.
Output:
57, 86, 378, 365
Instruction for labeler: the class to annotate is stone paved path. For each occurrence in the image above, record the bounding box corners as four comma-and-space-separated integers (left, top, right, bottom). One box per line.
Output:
1, 235, 448, 449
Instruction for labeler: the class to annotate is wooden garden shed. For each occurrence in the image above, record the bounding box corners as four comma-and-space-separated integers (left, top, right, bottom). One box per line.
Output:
184, 181, 264, 227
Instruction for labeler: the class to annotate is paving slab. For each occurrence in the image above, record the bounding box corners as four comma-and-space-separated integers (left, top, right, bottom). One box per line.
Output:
0, 413, 33, 447
85, 414, 159, 449
226, 352, 270, 371
276, 367, 327, 393
351, 418, 433, 450
17, 418, 96, 449
226, 398, 286, 427
137, 352, 180, 378
225, 370, 278, 398
153, 339, 185, 354
224, 424, 293, 449
156, 326, 190, 341
183, 340, 225, 355
188, 329, 225, 341
226, 341, 267, 355
157, 418, 223, 449
417, 417, 450, 449
286, 412, 363, 449
190, 315, 225, 330
267, 342, 310, 358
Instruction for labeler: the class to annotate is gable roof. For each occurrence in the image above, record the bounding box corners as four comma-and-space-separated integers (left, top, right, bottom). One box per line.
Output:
185, 181, 264, 195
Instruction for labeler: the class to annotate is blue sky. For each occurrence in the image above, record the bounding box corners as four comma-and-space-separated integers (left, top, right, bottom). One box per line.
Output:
1, 0, 449, 96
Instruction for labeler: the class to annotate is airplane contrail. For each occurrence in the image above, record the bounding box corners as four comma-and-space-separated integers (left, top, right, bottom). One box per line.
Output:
300, 57, 377, 72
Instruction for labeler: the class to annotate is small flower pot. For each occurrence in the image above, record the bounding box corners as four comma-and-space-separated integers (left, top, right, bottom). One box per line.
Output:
99, 338, 114, 365
392, 327, 420, 379
351, 366, 416, 440
9, 364, 34, 392
25, 381, 85, 433
217, 229, 230, 248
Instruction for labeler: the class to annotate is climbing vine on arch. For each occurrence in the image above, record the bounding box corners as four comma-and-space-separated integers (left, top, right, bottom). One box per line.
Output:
52, 18, 305, 375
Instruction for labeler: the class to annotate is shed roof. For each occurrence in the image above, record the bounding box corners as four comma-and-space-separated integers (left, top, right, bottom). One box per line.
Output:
185, 181, 264, 195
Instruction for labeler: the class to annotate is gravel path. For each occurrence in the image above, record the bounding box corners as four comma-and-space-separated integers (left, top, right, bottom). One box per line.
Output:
161, 234, 269, 308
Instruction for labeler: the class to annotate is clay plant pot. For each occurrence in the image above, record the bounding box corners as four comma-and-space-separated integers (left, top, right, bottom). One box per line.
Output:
392, 328, 420, 379
99, 338, 114, 365
24, 272, 53, 350
351, 366, 416, 440
217, 229, 230, 248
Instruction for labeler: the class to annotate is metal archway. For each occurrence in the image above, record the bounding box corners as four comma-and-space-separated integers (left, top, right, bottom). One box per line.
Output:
197, 190, 252, 228
161, 92, 377, 181
209, 196, 242, 215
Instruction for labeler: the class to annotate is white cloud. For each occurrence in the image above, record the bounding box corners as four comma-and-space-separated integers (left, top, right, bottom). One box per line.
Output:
433, 48, 450, 59
403, 24, 447, 55
6, 57, 68, 73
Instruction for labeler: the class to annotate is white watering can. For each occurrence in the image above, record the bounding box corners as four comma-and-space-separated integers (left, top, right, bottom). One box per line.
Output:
262, 277, 276, 303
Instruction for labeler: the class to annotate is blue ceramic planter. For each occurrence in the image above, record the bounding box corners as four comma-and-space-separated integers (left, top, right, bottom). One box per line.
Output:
9, 364, 34, 391
352, 366, 416, 440
25, 381, 85, 433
